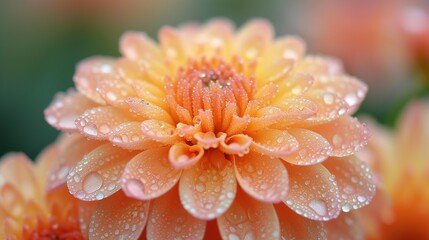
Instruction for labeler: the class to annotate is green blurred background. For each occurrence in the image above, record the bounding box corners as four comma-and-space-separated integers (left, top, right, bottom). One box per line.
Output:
1, 0, 428, 159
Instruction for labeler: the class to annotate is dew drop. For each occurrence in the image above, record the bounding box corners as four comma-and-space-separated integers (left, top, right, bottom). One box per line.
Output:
95, 192, 104, 200
83, 125, 98, 136
323, 93, 334, 105
99, 124, 111, 134
309, 199, 327, 216
83, 172, 103, 194
228, 233, 240, 240
357, 195, 367, 203
342, 203, 351, 212
345, 93, 357, 106
125, 179, 145, 197
195, 183, 206, 192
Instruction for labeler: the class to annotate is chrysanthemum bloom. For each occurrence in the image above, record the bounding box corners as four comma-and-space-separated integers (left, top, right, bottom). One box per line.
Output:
357, 101, 429, 240
0, 138, 83, 239
45, 19, 375, 239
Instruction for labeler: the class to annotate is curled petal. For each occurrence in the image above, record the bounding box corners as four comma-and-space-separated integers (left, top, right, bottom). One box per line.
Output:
169, 143, 204, 169
179, 150, 237, 220
126, 97, 174, 124
302, 90, 349, 125
219, 134, 252, 156
323, 156, 376, 212
109, 122, 164, 150
194, 132, 226, 149
249, 129, 299, 157
281, 128, 332, 165
283, 164, 341, 221
45, 90, 98, 132
74, 57, 117, 104
324, 212, 363, 240
88, 191, 149, 240
47, 136, 102, 191
67, 144, 137, 201
217, 190, 280, 240
76, 106, 132, 140
275, 203, 327, 240
121, 146, 182, 200
309, 116, 370, 157
234, 152, 289, 203
147, 186, 206, 240
141, 120, 180, 144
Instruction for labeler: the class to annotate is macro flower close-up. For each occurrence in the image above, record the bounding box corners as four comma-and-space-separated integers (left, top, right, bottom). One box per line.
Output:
42, 19, 375, 239
0, 138, 83, 239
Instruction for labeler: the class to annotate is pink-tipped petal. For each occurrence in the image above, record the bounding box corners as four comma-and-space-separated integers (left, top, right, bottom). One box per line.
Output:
44, 90, 98, 132
323, 156, 376, 212
309, 116, 370, 157
73, 57, 116, 104
46, 136, 102, 191
109, 122, 164, 150
88, 191, 149, 240
219, 134, 252, 156
67, 144, 137, 201
169, 143, 204, 169
324, 212, 363, 240
234, 152, 289, 203
275, 203, 327, 240
249, 129, 299, 157
121, 146, 182, 200
76, 106, 132, 140
179, 150, 237, 220
147, 187, 206, 240
217, 190, 280, 240
281, 128, 332, 165
141, 120, 180, 144
283, 164, 341, 221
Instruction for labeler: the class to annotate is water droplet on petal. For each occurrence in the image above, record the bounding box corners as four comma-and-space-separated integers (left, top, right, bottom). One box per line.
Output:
83, 172, 103, 194
323, 93, 334, 105
309, 199, 327, 216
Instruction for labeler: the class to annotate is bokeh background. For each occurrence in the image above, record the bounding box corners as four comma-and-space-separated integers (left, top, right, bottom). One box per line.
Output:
1, 0, 428, 159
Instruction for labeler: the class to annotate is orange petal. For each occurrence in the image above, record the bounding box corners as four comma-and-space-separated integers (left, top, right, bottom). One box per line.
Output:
0, 153, 39, 200
262, 36, 306, 62
159, 26, 185, 64
78, 201, 98, 239
273, 73, 314, 101
295, 56, 343, 76
219, 134, 252, 156
194, 132, 226, 149
249, 129, 299, 157
217, 189, 280, 239
309, 116, 370, 157
126, 97, 174, 124
179, 150, 237, 220
44, 90, 98, 132
109, 122, 164, 150
234, 152, 289, 203
275, 203, 326, 240
196, 18, 234, 57
121, 146, 182, 200
324, 212, 363, 240
73, 57, 117, 104
96, 78, 137, 108
129, 79, 167, 108
88, 191, 149, 240
47, 136, 102, 191
271, 97, 318, 127
283, 164, 341, 221
67, 144, 137, 201
120, 31, 163, 62
0, 183, 26, 217
323, 156, 375, 212
169, 143, 204, 169
76, 106, 132, 140
255, 58, 294, 86
301, 90, 349, 125
147, 186, 206, 240
141, 120, 180, 144
235, 19, 273, 61
35, 143, 59, 188
312, 75, 367, 114
281, 128, 332, 165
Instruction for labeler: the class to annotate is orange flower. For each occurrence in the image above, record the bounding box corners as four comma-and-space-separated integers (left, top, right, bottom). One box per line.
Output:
0, 138, 83, 239
45, 19, 375, 239
358, 101, 429, 239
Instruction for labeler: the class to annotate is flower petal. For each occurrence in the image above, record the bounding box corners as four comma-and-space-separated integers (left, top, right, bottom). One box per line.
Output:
126, 97, 174, 124
234, 152, 289, 203
301, 90, 349, 125
323, 156, 376, 212
147, 186, 206, 240
274, 203, 326, 240
281, 128, 332, 165
121, 146, 182, 200
78, 201, 98, 239
219, 134, 252, 156
179, 150, 237, 220
141, 120, 180, 144
262, 36, 306, 62
324, 212, 363, 240
76, 106, 132, 140
159, 26, 186, 64
47, 136, 102, 191
73, 57, 117, 104
270, 98, 318, 127
217, 190, 280, 240
249, 129, 299, 157
309, 116, 370, 157
109, 122, 164, 150
96, 78, 137, 108
169, 143, 204, 169
67, 144, 137, 201
283, 164, 341, 221
273, 73, 314, 101
88, 191, 149, 240
120, 31, 163, 63
44, 90, 98, 132
235, 19, 273, 61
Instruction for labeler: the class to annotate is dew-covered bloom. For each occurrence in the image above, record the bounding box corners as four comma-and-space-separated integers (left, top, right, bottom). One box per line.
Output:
45, 19, 375, 239
0, 139, 83, 239
357, 101, 429, 240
